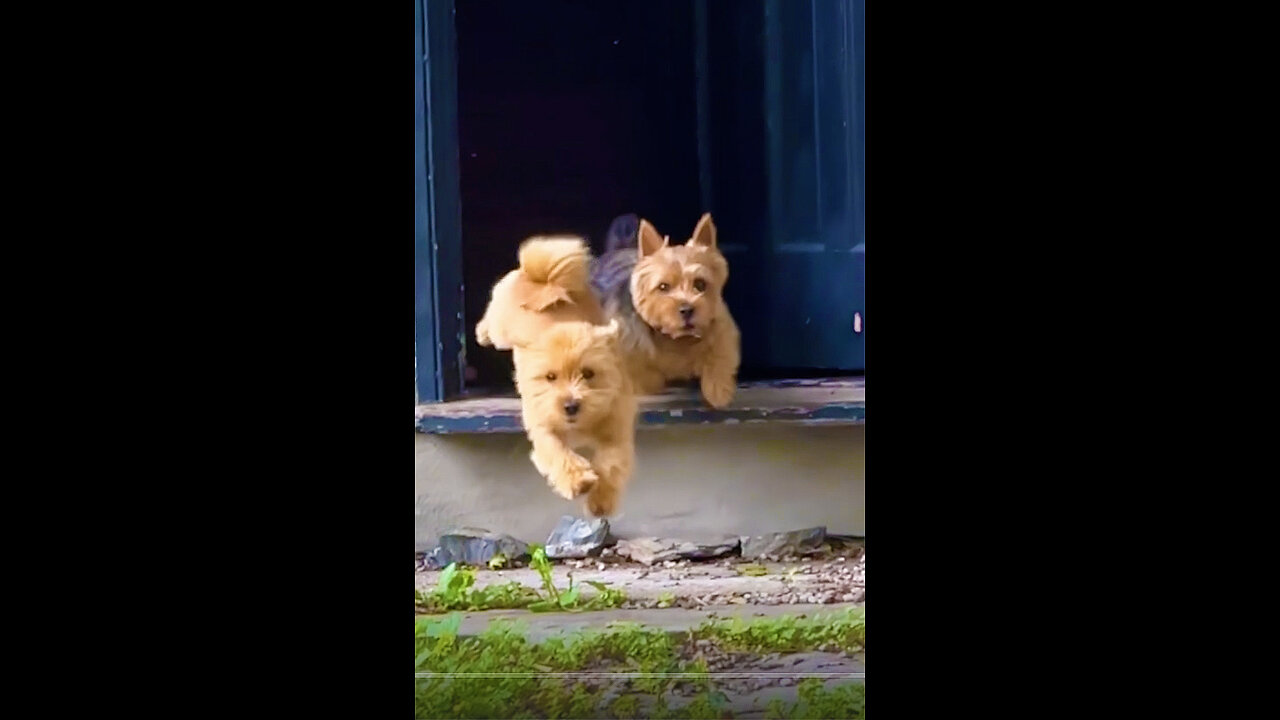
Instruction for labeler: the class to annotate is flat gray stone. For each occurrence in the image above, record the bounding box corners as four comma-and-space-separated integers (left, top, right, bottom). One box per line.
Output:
740, 527, 826, 560
616, 536, 740, 565
421, 547, 449, 570
428, 527, 530, 568
545, 516, 611, 559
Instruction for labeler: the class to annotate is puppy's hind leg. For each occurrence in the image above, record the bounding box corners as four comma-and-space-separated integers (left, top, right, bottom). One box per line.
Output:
475, 315, 513, 350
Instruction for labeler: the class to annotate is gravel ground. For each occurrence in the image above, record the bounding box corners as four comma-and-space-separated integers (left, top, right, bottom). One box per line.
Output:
415, 548, 864, 609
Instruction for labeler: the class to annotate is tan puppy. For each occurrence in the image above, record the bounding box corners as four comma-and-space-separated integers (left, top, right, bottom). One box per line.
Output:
476, 237, 636, 518
591, 213, 741, 408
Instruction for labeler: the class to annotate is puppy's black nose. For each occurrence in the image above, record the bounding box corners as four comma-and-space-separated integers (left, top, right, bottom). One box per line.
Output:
679, 304, 694, 319
563, 400, 580, 416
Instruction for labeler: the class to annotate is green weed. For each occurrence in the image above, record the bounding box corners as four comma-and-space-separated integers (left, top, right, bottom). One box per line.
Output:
693, 606, 865, 654
415, 545, 626, 614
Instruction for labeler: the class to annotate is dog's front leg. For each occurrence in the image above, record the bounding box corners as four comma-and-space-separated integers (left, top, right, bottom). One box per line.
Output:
698, 356, 738, 409
527, 429, 598, 500
585, 439, 633, 518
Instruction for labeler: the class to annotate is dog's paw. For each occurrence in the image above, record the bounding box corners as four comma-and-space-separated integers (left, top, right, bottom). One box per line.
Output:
700, 375, 736, 409
584, 486, 618, 518
550, 463, 598, 500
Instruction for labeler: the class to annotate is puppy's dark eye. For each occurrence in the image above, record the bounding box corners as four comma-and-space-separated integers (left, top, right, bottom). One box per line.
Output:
545, 372, 557, 381
581, 368, 594, 380
657, 282, 670, 292
693, 278, 707, 292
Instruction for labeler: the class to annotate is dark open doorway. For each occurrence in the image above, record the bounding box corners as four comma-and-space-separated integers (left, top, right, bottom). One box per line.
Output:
446, 0, 865, 397
456, 0, 702, 393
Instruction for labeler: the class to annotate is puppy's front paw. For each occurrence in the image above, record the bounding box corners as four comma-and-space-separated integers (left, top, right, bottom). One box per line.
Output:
700, 375, 736, 409
549, 459, 598, 500
584, 484, 619, 518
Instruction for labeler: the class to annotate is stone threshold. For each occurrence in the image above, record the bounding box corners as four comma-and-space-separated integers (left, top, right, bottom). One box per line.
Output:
415, 377, 864, 434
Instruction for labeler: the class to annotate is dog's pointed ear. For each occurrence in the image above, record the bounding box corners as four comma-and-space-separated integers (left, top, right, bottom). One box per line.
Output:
593, 318, 621, 342
689, 212, 717, 249
638, 219, 667, 258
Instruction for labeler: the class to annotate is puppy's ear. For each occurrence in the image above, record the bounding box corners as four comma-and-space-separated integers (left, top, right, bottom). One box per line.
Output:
689, 212, 717, 249
520, 285, 573, 312
637, 219, 668, 259
593, 318, 621, 343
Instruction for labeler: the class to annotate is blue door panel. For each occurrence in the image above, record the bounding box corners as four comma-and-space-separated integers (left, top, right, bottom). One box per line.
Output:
709, 0, 864, 371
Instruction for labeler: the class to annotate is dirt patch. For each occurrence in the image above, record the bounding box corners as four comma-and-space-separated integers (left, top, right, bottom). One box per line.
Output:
572, 646, 863, 718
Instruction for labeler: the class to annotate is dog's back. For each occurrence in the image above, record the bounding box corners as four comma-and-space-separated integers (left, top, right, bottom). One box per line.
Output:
591, 213, 640, 298
477, 236, 604, 351
590, 214, 656, 357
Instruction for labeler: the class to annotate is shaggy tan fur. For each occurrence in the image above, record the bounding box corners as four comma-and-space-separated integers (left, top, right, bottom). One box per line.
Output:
605, 213, 741, 408
475, 236, 636, 517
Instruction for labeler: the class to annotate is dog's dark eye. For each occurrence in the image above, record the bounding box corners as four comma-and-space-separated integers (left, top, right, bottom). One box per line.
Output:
581, 368, 594, 380
545, 372, 557, 381
657, 282, 670, 292
693, 278, 707, 292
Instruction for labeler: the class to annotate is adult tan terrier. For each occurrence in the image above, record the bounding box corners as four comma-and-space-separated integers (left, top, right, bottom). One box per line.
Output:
591, 213, 741, 408
475, 237, 637, 518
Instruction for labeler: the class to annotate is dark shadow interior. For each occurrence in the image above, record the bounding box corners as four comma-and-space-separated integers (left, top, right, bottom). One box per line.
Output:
457, 0, 700, 392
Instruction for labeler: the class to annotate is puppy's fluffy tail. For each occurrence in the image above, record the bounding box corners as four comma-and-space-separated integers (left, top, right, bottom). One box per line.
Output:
517, 236, 592, 311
